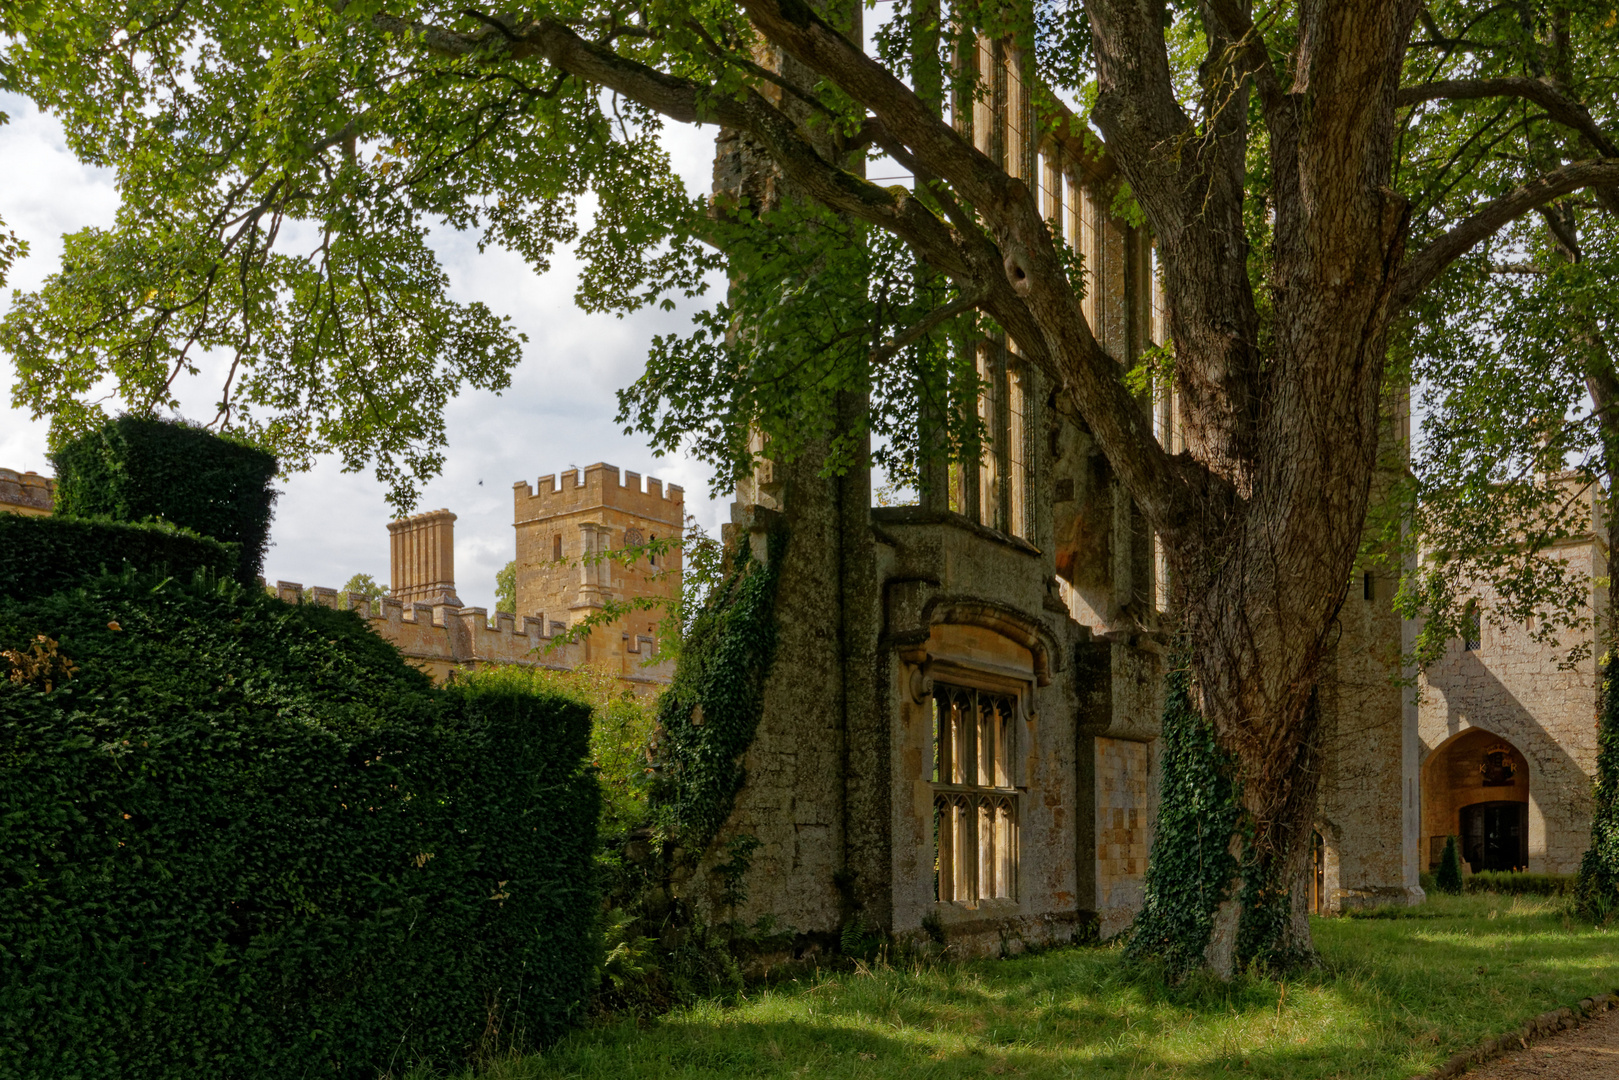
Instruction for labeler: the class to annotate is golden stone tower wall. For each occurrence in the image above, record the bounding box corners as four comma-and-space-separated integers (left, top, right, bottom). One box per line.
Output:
512, 463, 683, 668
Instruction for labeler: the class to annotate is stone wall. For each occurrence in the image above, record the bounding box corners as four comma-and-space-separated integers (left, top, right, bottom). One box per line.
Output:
1416, 532, 1605, 874
270, 579, 673, 692
1094, 737, 1151, 938
1317, 565, 1421, 910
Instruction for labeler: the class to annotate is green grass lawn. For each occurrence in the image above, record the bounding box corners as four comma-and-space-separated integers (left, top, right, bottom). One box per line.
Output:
441, 894, 1619, 1080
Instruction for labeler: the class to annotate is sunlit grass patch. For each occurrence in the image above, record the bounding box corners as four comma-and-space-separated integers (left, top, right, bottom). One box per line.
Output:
432, 893, 1619, 1080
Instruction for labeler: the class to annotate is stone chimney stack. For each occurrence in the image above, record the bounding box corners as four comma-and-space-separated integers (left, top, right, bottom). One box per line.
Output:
388, 508, 462, 607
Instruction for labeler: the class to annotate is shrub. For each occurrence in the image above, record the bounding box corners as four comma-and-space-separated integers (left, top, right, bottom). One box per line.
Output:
454, 663, 657, 845
0, 572, 598, 1079
1436, 835, 1464, 895
0, 513, 237, 601
51, 415, 277, 582
1466, 871, 1574, 896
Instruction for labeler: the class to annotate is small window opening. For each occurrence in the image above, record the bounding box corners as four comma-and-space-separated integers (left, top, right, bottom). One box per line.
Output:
1463, 601, 1481, 651
1363, 571, 1374, 602
553, 534, 563, 562
649, 533, 657, 568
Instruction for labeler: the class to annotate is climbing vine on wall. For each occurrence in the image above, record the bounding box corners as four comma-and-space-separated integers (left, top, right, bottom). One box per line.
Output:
647, 528, 784, 861
1577, 653, 1619, 919
1127, 665, 1243, 980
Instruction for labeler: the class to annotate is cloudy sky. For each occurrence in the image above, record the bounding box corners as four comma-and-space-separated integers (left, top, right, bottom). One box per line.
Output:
0, 92, 733, 612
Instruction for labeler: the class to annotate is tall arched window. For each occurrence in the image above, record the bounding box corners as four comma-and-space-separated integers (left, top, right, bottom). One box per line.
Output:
932, 684, 1020, 905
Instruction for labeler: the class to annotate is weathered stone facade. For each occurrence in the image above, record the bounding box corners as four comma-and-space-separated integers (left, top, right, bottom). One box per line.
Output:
1415, 484, 1606, 875
0, 468, 53, 516
679, 50, 1171, 955
669, 31, 1608, 953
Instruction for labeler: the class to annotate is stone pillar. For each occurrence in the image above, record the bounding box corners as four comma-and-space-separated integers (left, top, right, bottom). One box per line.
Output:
574, 522, 611, 611
388, 509, 461, 607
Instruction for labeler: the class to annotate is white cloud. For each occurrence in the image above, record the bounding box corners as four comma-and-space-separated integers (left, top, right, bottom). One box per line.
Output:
1, 94, 729, 612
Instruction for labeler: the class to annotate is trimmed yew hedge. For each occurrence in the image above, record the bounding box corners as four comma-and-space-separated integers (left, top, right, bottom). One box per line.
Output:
51, 416, 277, 583
0, 513, 238, 601
0, 572, 599, 1079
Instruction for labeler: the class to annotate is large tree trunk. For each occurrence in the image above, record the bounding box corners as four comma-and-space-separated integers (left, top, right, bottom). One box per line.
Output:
1088, 0, 1417, 968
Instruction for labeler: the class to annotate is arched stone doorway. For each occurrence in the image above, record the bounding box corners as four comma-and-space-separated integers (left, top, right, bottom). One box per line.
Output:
1421, 728, 1531, 874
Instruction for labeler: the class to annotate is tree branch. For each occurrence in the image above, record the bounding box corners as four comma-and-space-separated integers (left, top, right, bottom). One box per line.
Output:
373, 11, 975, 282
378, 4, 1199, 536
1397, 77, 1618, 157
870, 291, 984, 366
1203, 0, 1288, 118
726, 0, 1200, 535
1395, 158, 1619, 307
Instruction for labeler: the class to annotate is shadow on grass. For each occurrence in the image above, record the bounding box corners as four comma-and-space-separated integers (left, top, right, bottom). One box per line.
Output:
425, 895, 1619, 1080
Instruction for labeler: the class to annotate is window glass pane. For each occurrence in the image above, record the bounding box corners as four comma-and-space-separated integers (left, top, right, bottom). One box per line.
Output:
1008, 361, 1028, 538
978, 695, 994, 787
930, 682, 1020, 907
994, 699, 1010, 788
978, 799, 995, 900
996, 800, 1015, 899
955, 798, 974, 902
976, 344, 998, 530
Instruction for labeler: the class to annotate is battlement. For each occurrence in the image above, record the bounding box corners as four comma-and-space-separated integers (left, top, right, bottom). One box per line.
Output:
271, 580, 673, 691
0, 468, 55, 516
514, 462, 683, 526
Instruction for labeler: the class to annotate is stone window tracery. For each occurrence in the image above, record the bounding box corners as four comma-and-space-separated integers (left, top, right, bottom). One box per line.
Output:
932, 683, 1020, 905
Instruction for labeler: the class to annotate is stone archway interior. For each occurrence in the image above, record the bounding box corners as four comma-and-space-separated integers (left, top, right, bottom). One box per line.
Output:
1421, 728, 1531, 874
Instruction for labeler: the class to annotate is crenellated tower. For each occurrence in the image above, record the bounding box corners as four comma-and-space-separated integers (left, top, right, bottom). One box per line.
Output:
512, 463, 683, 665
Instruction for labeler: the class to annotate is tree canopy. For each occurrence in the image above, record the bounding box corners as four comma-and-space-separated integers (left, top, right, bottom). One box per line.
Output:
1390, 3, 1619, 663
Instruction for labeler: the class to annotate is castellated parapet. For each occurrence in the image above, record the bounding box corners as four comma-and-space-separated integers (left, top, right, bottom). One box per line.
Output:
0, 468, 55, 517
512, 464, 683, 668
272, 580, 671, 692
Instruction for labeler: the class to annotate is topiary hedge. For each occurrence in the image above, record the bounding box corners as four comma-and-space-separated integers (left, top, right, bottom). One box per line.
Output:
1436, 835, 1464, 895
0, 513, 238, 601
0, 571, 598, 1079
51, 415, 277, 583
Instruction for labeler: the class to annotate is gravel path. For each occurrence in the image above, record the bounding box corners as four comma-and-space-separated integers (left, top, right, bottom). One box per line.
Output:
1465, 1006, 1619, 1078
